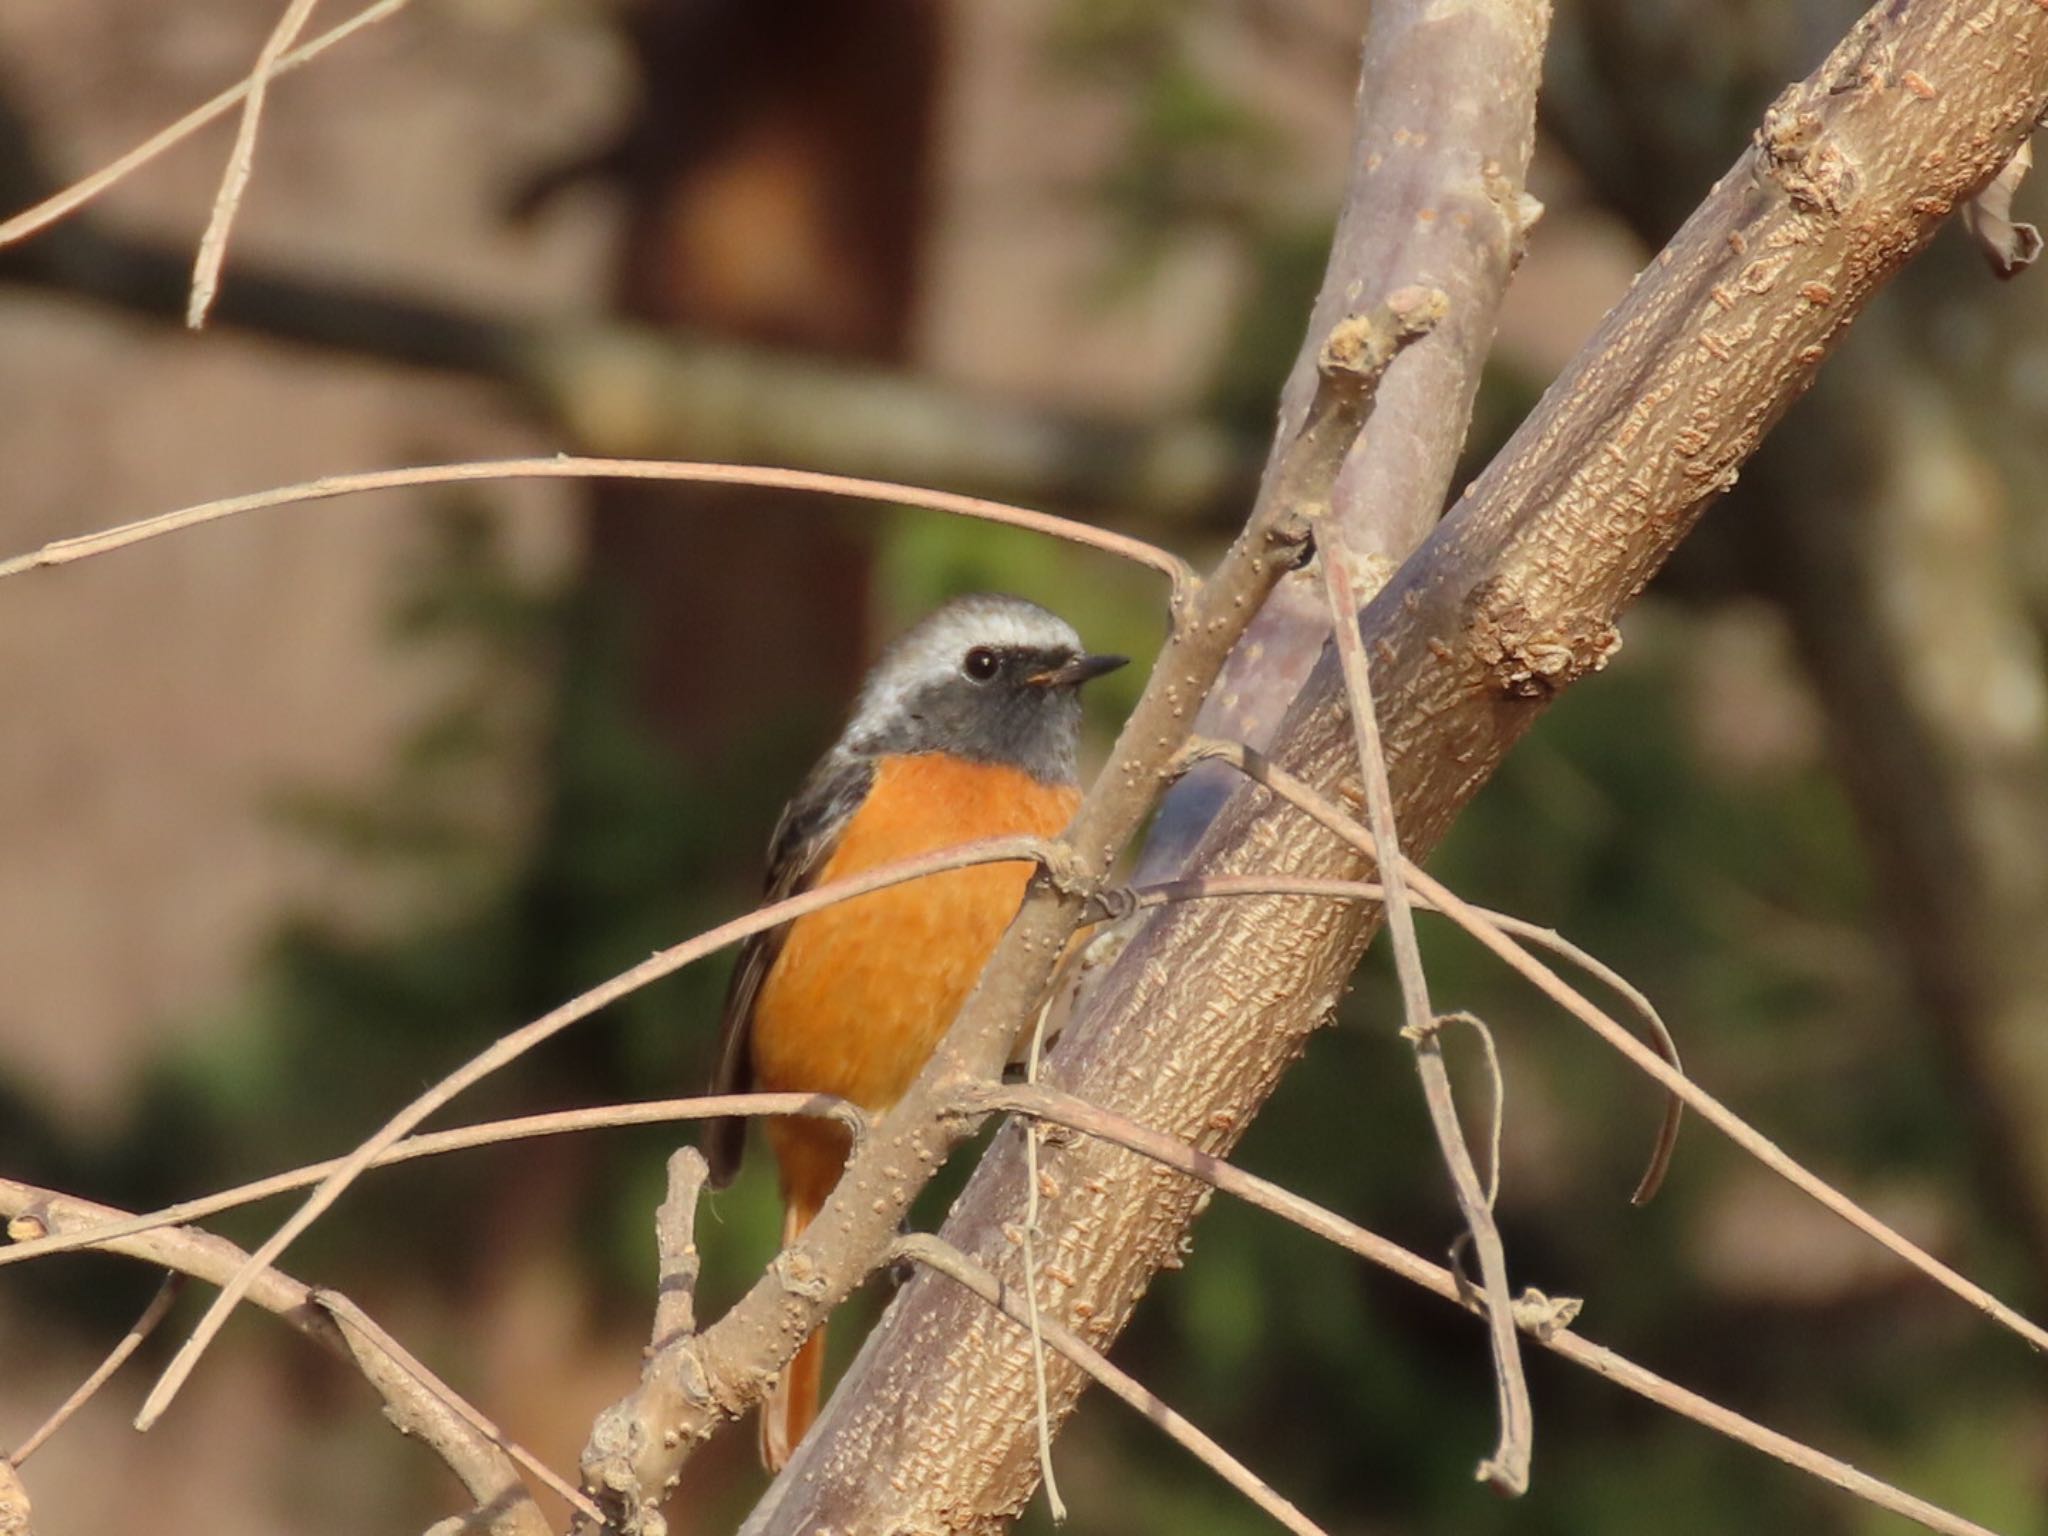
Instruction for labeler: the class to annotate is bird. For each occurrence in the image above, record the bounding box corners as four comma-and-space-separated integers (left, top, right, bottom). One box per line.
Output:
702, 592, 1126, 1470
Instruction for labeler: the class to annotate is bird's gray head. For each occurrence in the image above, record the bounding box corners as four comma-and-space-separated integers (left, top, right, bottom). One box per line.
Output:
839, 593, 1126, 785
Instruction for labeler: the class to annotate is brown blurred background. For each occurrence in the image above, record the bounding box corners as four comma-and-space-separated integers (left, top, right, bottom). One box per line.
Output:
3, 2, 2046, 1533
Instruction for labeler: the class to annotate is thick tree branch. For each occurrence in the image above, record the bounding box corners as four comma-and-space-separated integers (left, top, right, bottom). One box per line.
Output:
891, 1235, 1327, 1536
1551, 0, 2048, 1306
762, 3, 1551, 1526
764, 3, 2048, 1528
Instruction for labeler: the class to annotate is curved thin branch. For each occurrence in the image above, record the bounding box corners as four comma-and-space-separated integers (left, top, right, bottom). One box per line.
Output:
1115, 859, 1684, 1202
0, 1179, 549, 1536
973, 1085, 1998, 1536
134, 836, 1056, 1432
0, 1092, 853, 1272
1201, 742, 2048, 1354
0, 457, 1193, 593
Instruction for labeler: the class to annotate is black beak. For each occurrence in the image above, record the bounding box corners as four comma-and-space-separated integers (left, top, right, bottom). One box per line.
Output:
1028, 652, 1129, 688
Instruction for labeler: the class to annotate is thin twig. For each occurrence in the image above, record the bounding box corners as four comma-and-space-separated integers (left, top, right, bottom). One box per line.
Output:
892, 1235, 1328, 1536
1172, 743, 1684, 1201
7, 1276, 183, 1465
134, 836, 1054, 1432
0, 457, 1193, 591
0, 1179, 548, 1536
1319, 541, 1532, 1493
972, 1084, 1998, 1536
1020, 981, 1066, 1520
0, 1093, 853, 1272
652, 1149, 709, 1350
1199, 742, 2048, 1355
1407, 863, 2048, 1353
187, 0, 323, 328
1104, 866, 1683, 1200
314, 1289, 601, 1523
1436, 1012, 1505, 1209
0, 0, 412, 251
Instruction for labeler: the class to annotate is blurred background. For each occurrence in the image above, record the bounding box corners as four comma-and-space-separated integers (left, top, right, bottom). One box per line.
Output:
3, 1, 2046, 1532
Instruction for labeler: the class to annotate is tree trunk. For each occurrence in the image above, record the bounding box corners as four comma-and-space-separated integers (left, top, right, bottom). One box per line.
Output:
587, 0, 942, 749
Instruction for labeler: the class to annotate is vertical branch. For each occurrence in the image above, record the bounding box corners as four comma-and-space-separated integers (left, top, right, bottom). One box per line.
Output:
1018, 1008, 1067, 1521
1319, 543, 1531, 1492
651, 1149, 709, 1349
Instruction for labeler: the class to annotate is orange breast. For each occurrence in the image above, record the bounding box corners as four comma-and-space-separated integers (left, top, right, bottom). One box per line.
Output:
750, 754, 1079, 1132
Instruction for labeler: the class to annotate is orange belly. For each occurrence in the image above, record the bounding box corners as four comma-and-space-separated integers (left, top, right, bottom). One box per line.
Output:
751, 752, 1079, 1202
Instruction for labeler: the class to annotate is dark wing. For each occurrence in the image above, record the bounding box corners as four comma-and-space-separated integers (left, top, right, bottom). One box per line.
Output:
702, 753, 874, 1187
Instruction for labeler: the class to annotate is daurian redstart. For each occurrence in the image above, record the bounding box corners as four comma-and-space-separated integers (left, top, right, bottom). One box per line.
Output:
703, 593, 1125, 1469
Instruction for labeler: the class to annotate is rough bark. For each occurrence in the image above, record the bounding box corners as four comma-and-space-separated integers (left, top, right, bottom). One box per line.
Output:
754, 3, 2048, 1529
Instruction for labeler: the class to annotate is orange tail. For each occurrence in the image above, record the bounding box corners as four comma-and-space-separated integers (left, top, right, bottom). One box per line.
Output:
760, 1197, 829, 1471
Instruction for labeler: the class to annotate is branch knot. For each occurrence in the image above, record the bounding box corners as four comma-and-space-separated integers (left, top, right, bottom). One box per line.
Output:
1512, 1288, 1583, 1342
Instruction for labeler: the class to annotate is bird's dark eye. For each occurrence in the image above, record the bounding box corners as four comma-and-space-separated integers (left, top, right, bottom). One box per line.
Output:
962, 646, 1000, 682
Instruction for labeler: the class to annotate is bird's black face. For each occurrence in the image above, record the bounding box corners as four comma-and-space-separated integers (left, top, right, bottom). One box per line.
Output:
838, 595, 1127, 786
960, 642, 1128, 692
